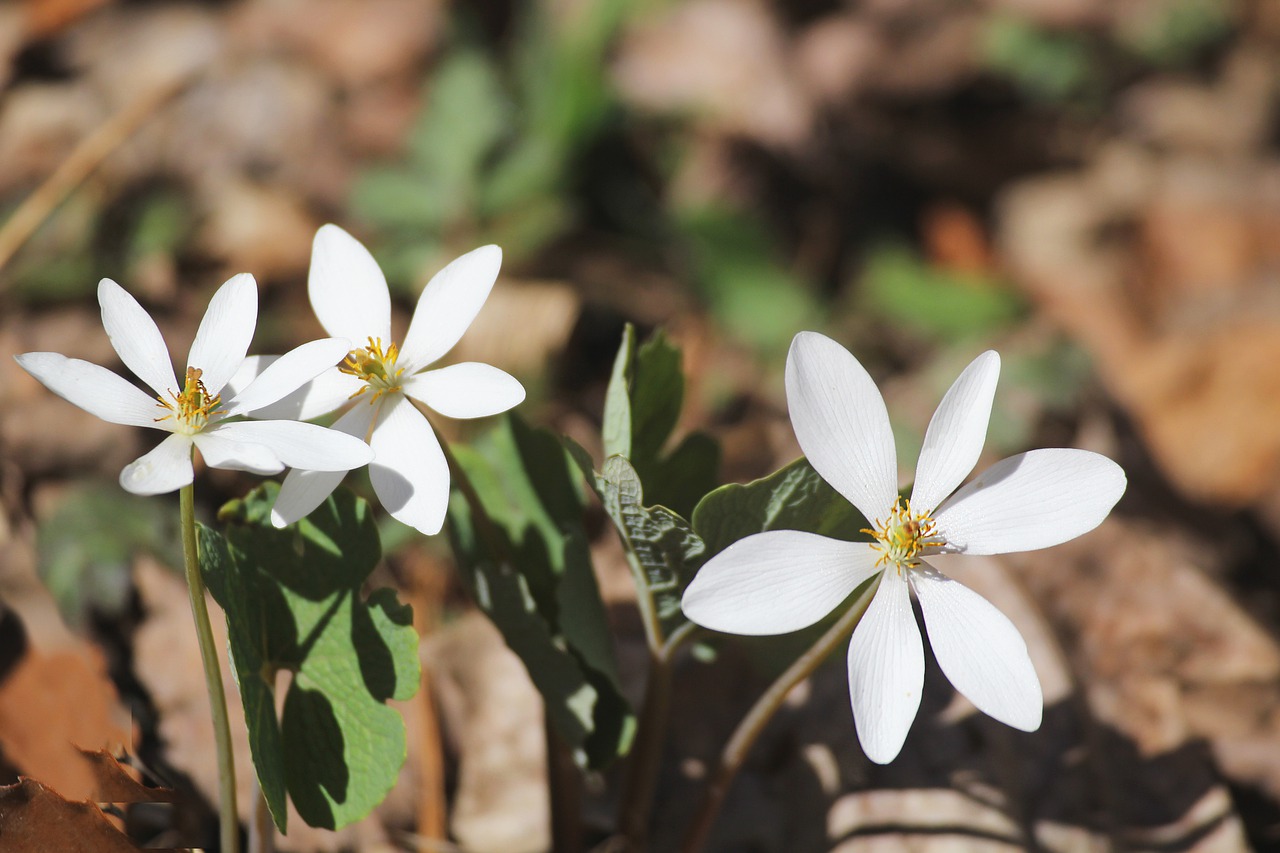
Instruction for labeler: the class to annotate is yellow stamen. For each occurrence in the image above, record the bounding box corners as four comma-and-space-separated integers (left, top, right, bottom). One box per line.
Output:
156, 367, 222, 431
339, 336, 404, 403
862, 497, 944, 572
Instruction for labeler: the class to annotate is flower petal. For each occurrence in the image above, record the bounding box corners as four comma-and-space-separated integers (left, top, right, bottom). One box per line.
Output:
847, 568, 924, 765
187, 273, 257, 395
97, 278, 177, 399
399, 245, 501, 371
785, 332, 898, 523
209, 420, 373, 471
120, 433, 194, 495
15, 352, 166, 429
192, 430, 284, 475
911, 564, 1042, 731
223, 338, 350, 416
910, 351, 999, 513
269, 402, 378, 527
404, 362, 525, 419
308, 224, 391, 344
256, 369, 365, 422
932, 449, 1126, 555
369, 395, 449, 535
682, 532, 881, 635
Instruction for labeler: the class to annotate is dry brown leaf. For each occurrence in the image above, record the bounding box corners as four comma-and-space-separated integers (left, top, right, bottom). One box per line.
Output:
0, 647, 132, 802
0, 778, 141, 853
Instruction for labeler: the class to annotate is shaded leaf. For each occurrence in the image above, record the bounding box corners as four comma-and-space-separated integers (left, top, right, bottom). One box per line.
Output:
447, 414, 633, 769
200, 484, 419, 832
692, 457, 869, 558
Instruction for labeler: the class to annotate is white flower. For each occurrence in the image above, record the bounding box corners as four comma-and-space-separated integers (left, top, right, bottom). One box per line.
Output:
682, 332, 1126, 764
15, 275, 374, 496
239, 225, 525, 535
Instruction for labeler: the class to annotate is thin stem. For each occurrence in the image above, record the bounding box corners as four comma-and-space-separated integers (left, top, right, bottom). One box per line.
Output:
680, 578, 880, 853
180, 483, 240, 853
615, 621, 702, 849
248, 778, 273, 853
546, 713, 584, 853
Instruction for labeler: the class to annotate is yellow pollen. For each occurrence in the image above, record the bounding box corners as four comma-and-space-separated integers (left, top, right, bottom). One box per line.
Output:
156, 367, 221, 431
339, 336, 404, 403
862, 497, 944, 572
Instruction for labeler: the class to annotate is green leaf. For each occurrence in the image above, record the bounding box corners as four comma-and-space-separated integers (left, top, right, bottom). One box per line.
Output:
447, 414, 633, 769
601, 324, 720, 517
569, 448, 706, 638
691, 457, 869, 558
200, 484, 419, 832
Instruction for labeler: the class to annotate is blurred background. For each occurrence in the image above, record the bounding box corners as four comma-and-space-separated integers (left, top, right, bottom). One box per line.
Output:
0, 0, 1278, 850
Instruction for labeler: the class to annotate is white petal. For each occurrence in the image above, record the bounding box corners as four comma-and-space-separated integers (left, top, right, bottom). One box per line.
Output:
308, 224, 391, 344
192, 430, 284, 475
187, 273, 258, 395
682, 533, 881, 635
208, 420, 373, 471
404, 362, 525, 419
912, 564, 1042, 731
399, 245, 501, 371
272, 468, 348, 527
369, 395, 449, 535
910, 351, 999, 513
269, 403, 378, 526
97, 278, 177, 399
223, 338, 351, 416
932, 449, 1126, 555
785, 332, 898, 524
120, 433, 194, 495
847, 569, 923, 765
223, 354, 273, 400
16, 352, 166, 429
250, 369, 365, 421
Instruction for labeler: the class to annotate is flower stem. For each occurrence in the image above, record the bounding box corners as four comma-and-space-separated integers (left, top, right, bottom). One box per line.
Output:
179, 483, 240, 853
615, 621, 700, 849
679, 577, 879, 853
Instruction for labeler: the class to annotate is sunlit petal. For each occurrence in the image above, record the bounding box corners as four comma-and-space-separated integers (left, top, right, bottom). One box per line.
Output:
308, 224, 391, 343
910, 351, 999, 513
223, 338, 350, 416
269, 402, 378, 526
913, 564, 1042, 731
15, 352, 166, 429
400, 245, 501, 371
847, 569, 923, 765
369, 396, 449, 535
683, 532, 880, 635
210, 420, 373, 471
404, 362, 525, 419
120, 433, 194, 495
192, 430, 283, 475
187, 273, 257, 395
97, 278, 177, 399
786, 332, 897, 523
933, 449, 1126, 555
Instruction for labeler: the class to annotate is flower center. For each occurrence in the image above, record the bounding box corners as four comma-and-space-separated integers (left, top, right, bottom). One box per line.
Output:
156, 366, 221, 433
863, 497, 944, 571
340, 336, 404, 404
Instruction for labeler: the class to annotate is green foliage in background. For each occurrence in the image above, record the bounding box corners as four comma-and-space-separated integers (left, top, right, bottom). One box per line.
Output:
200, 484, 419, 833
447, 412, 634, 769
36, 483, 179, 628
353, 2, 635, 290
860, 244, 1023, 344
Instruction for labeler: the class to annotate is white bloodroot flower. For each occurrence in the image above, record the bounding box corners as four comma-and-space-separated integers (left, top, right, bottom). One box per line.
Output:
681, 332, 1126, 764
15, 275, 374, 496
240, 224, 525, 535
